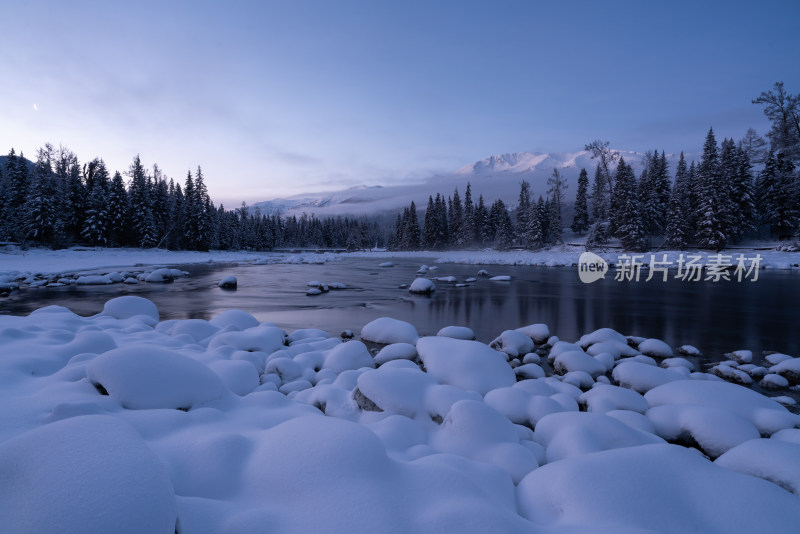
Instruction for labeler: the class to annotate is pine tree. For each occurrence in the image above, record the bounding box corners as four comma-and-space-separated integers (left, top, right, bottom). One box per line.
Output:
695, 128, 727, 251
731, 144, 756, 242
590, 163, 607, 222
489, 199, 513, 250
515, 180, 531, 246
461, 182, 475, 247
422, 195, 436, 248
81, 184, 109, 245
23, 148, 59, 246
613, 159, 645, 251
610, 158, 633, 236
127, 155, 157, 248
774, 153, 798, 239
571, 168, 589, 235
755, 150, 779, 237
538, 196, 550, 244
406, 201, 421, 249
665, 153, 691, 249
475, 195, 490, 246
107, 171, 129, 246
449, 188, 463, 246
527, 198, 543, 248
546, 168, 567, 243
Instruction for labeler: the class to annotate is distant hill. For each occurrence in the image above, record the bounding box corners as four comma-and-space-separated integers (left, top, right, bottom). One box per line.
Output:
252, 149, 694, 218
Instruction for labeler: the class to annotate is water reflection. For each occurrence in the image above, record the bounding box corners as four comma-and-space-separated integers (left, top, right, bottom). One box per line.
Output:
1, 257, 799, 358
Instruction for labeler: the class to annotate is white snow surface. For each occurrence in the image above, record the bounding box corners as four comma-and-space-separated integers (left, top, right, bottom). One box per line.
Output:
2, 295, 800, 533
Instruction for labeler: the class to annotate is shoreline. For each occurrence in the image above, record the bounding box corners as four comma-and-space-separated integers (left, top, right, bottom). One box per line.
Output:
2, 245, 800, 278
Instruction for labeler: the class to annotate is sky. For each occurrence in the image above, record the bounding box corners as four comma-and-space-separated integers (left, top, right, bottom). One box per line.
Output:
1, 0, 799, 206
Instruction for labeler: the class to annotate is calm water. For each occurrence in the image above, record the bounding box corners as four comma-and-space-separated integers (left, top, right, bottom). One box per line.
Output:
1, 256, 799, 361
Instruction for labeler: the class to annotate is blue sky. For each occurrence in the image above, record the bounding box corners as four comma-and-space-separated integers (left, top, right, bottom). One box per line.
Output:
1, 0, 798, 205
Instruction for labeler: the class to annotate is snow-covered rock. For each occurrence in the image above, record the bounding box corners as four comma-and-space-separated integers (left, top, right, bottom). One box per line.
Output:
86, 345, 227, 410
374, 342, 418, 365
489, 330, 535, 358
515, 323, 550, 344
716, 438, 800, 495
408, 277, 436, 294
360, 317, 419, 345
612, 361, 686, 393
637, 338, 673, 358
416, 337, 515, 395
436, 326, 475, 340
218, 275, 237, 289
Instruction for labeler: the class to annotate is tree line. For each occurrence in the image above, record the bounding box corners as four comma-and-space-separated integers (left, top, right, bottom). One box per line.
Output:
390, 82, 799, 252
0, 144, 383, 251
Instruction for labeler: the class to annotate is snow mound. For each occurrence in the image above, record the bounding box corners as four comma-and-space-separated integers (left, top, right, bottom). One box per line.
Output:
518, 444, 800, 533
534, 412, 663, 462
613, 361, 686, 393
436, 326, 475, 340
645, 380, 800, 435
218, 275, 237, 289
374, 343, 418, 365
489, 330, 534, 358
416, 336, 515, 395
101, 296, 159, 322
209, 309, 260, 330
75, 274, 113, 285
86, 345, 226, 410
360, 317, 419, 345
489, 275, 511, 281
637, 338, 673, 358
579, 384, 649, 414
646, 404, 760, 458
715, 438, 800, 495
0, 415, 176, 534
515, 323, 550, 344
408, 277, 436, 294
553, 350, 606, 378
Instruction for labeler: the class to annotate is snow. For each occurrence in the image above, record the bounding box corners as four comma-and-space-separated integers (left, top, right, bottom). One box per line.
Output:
515, 323, 550, 344
416, 336, 515, 395
0, 415, 177, 534
3, 290, 800, 534
436, 325, 475, 340
517, 444, 800, 533
489, 275, 511, 281
86, 345, 227, 410
612, 361, 686, 393
374, 342, 418, 365
715, 438, 800, 495
218, 275, 237, 289
408, 277, 436, 294
489, 330, 534, 358
360, 317, 419, 345
637, 338, 673, 358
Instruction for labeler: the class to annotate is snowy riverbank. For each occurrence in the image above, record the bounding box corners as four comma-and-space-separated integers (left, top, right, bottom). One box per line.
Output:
2, 295, 800, 532
2, 245, 800, 281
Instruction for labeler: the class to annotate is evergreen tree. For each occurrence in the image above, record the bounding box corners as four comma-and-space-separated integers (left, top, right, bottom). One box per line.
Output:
571, 168, 589, 235
406, 201, 421, 249
774, 153, 798, 239
590, 163, 607, 222
695, 128, 727, 251
461, 183, 475, 247
516, 180, 531, 246
527, 198, 543, 248
128, 155, 157, 248
546, 168, 567, 243
489, 199, 513, 250
665, 152, 691, 249
731, 144, 756, 242
449, 188, 463, 246
23, 148, 59, 246
475, 195, 490, 246
422, 196, 436, 249
538, 196, 549, 244
81, 184, 109, 245
610, 158, 633, 236
107, 171, 129, 246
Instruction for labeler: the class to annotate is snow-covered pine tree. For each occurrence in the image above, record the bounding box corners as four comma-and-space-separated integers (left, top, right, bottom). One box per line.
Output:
461, 182, 474, 247
449, 188, 463, 247
731, 144, 756, 243
489, 199, 513, 250
718, 138, 740, 242
538, 196, 549, 244
546, 168, 567, 243
127, 155, 157, 248
695, 128, 727, 251
775, 153, 798, 239
434, 193, 449, 248
516, 180, 531, 247
23, 148, 59, 246
611, 159, 644, 251
475, 195, 490, 246
610, 157, 632, 237
571, 168, 589, 235
527, 196, 543, 248
422, 196, 436, 249
80, 183, 109, 246
590, 163, 607, 222
106, 171, 129, 246
407, 201, 421, 249
664, 152, 691, 249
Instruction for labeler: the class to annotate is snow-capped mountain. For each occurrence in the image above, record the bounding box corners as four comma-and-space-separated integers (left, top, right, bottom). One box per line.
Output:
252, 150, 690, 218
